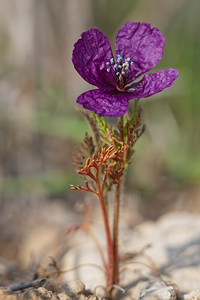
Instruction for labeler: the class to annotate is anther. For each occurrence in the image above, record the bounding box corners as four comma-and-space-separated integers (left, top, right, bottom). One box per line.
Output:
122, 71, 125, 75
110, 58, 114, 64
125, 57, 130, 62
107, 68, 110, 72
116, 72, 120, 76
117, 55, 123, 63
106, 62, 110, 65
114, 64, 118, 69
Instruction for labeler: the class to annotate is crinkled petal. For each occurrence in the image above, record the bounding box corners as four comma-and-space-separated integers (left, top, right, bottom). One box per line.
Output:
77, 89, 130, 117
72, 28, 116, 90
115, 22, 166, 81
127, 69, 179, 98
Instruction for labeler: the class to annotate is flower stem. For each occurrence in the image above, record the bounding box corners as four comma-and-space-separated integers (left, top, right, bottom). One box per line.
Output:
129, 98, 140, 125
112, 180, 121, 285
96, 169, 114, 289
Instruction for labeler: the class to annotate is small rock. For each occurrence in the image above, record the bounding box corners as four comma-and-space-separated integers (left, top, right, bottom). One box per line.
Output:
140, 280, 176, 300
57, 292, 71, 300
78, 295, 88, 300
183, 290, 200, 300
87, 296, 105, 300
37, 287, 58, 299
63, 280, 85, 296
0, 288, 8, 295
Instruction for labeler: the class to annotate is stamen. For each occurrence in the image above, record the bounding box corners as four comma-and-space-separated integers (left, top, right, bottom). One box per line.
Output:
110, 58, 114, 64
105, 54, 132, 89
117, 55, 123, 63
104, 59, 119, 83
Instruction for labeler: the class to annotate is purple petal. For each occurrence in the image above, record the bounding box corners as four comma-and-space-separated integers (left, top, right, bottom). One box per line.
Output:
77, 89, 130, 117
72, 28, 116, 90
115, 22, 166, 81
127, 69, 179, 98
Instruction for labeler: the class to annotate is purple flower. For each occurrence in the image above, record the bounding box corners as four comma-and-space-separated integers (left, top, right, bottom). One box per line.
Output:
72, 22, 178, 117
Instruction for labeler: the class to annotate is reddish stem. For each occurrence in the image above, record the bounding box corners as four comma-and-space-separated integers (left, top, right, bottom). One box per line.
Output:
112, 181, 121, 285
96, 169, 114, 290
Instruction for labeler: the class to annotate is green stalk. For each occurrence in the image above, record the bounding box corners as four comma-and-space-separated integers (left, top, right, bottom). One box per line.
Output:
129, 98, 140, 125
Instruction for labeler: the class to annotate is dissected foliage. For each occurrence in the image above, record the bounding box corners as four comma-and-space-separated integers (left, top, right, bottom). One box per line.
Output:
72, 132, 95, 170
72, 103, 145, 194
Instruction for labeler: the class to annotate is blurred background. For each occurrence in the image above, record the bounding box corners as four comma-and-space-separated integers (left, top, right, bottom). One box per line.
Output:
0, 0, 200, 281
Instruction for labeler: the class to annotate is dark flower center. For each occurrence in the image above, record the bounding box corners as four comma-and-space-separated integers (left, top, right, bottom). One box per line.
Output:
105, 55, 134, 91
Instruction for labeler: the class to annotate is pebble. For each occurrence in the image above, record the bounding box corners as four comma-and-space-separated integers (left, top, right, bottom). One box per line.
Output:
63, 279, 85, 296
140, 280, 177, 300
183, 290, 200, 300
